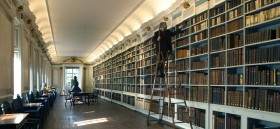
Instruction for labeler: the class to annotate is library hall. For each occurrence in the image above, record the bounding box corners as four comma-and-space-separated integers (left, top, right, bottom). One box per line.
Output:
0, 0, 280, 129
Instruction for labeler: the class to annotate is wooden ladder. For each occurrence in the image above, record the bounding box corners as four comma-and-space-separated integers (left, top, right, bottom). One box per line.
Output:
147, 51, 193, 129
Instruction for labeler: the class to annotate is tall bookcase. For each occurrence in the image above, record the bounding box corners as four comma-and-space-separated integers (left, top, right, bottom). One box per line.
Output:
93, 0, 280, 128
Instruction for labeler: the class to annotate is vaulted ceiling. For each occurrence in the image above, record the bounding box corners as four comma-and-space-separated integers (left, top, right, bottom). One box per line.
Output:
28, 0, 177, 64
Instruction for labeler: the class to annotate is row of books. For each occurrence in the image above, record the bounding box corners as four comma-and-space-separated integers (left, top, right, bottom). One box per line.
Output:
167, 75, 176, 84
191, 59, 208, 70
245, 88, 280, 113
245, 0, 280, 13
212, 114, 225, 129
112, 93, 121, 101
227, 72, 244, 85
177, 59, 189, 71
227, 0, 243, 10
210, 87, 225, 105
227, 34, 243, 49
245, 45, 280, 64
149, 100, 159, 113
144, 51, 151, 58
190, 86, 208, 103
177, 107, 190, 123
124, 85, 135, 93
144, 67, 152, 75
127, 64, 135, 70
105, 91, 111, 98
210, 5, 225, 17
191, 44, 208, 56
169, 88, 185, 99
210, 37, 225, 52
176, 49, 190, 58
143, 40, 152, 46
211, 25, 225, 38
111, 85, 121, 91
113, 78, 121, 83
227, 6, 243, 20
191, 72, 208, 85
210, 15, 225, 27
190, 108, 206, 128
162, 103, 173, 116
179, 73, 189, 84
277, 26, 280, 38
123, 95, 135, 106
226, 115, 241, 129
135, 98, 144, 109
176, 38, 189, 47
212, 52, 226, 68
228, 48, 243, 66
179, 29, 190, 38
143, 45, 151, 52
245, 29, 280, 45
245, 66, 280, 85
191, 21, 208, 33
227, 18, 243, 32
192, 12, 208, 24
211, 70, 225, 85
144, 100, 150, 110
227, 91, 243, 107
246, 6, 280, 26
136, 86, 140, 93
191, 30, 208, 43
143, 59, 151, 66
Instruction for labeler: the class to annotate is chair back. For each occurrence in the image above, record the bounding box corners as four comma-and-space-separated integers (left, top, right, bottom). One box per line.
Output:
11, 99, 21, 113
36, 91, 40, 98
16, 95, 25, 112
25, 93, 30, 103
30, 92, 36, 103
1, 101, 13, 114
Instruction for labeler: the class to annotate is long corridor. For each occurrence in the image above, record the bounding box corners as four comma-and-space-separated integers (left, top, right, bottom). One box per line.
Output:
43, 96, 172, 129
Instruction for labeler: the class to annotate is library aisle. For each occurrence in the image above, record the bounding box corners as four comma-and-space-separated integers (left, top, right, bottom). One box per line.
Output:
43, 96, 172, 129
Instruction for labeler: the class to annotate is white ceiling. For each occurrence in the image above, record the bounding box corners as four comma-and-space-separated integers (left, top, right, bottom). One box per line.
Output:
47, 0, 143, 57
28, 0, 177, 64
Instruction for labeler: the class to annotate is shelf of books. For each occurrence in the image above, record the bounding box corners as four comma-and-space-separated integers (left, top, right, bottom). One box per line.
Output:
93, 0, 280, 128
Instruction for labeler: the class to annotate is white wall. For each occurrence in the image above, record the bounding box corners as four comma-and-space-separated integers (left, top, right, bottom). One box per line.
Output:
0, 4, 14, 99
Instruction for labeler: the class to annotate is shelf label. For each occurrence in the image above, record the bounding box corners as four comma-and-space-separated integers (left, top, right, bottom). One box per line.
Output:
153, 24, 160, 31
172, 11, 182, 20
195, 0, 207, 7
142, 32, 147, 37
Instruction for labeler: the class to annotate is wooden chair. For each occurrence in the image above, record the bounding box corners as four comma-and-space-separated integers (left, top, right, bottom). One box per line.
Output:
64, 93, 72, 106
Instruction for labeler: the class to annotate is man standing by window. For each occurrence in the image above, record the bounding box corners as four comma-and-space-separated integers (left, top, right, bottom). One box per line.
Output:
71, 76, 81, 92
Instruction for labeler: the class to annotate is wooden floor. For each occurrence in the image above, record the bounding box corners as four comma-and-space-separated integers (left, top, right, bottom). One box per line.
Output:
43, 96, 173, 129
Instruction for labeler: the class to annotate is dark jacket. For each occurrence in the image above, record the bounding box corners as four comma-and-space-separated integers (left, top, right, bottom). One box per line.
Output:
71, 80, 81, 92
152, 29, 181, 52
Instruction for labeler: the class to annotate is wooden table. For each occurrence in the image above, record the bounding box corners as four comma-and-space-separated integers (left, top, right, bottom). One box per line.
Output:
0, 113, 28, 129
71, 92, 90, 106
23, 103, 42, 110
38, 94, 48, 98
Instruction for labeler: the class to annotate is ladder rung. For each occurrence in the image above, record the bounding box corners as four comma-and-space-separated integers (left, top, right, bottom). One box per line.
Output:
174, 122, 185, 124
166, 76, 178, 77
172, 102, 186, 104
148, 119, 162, 122
152, 88, 167, 91
149, 112, 163, 115
174, 111, 189, 114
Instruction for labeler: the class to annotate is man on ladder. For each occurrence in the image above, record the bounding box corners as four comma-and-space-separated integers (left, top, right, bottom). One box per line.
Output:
147, 22, 193, 129
152, 22, 182, 77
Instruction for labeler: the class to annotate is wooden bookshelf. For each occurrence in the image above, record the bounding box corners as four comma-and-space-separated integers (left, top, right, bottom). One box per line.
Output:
93, 0, 280, 128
